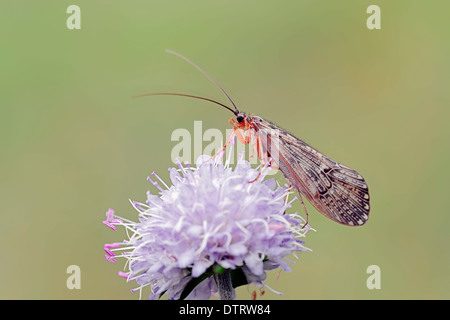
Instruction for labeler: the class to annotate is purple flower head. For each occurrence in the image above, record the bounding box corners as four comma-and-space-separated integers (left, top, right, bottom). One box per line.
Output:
103, 151, 312, 299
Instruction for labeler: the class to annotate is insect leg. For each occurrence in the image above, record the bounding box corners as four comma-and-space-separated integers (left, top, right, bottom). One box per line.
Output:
297, 192, 309, 228
233, 126, 249, 145
249, 134, 258, 161
248, 164, 264, 183
208, 129, 236, 161
247, 137, 265, 183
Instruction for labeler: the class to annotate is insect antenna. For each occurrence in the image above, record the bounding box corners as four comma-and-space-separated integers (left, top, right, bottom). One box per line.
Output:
132, 92, 237, 115
165, 49, 239, 114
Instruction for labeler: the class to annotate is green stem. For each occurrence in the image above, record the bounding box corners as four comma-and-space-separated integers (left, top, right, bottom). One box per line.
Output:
217, 269, 236, 300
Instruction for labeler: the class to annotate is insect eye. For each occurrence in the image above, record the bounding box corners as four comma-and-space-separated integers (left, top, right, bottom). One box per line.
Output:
236, 115, 244, 123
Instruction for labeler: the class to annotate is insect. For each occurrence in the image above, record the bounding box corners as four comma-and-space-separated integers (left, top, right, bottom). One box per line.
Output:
136, 50, 370, 226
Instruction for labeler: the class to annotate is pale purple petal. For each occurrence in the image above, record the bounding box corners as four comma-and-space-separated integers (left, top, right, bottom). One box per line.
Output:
103, 151, 312, 300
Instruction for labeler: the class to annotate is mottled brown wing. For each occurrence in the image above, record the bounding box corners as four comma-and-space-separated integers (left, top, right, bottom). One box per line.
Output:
252, 116, 370, 226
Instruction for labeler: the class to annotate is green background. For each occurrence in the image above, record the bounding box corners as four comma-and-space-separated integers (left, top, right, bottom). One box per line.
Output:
1, 1, 449, 299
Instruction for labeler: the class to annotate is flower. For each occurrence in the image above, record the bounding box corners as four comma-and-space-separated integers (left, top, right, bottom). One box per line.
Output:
103, 151, 312, 300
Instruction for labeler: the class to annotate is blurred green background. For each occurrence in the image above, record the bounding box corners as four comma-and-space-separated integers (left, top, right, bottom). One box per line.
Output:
1, 1, 449, 299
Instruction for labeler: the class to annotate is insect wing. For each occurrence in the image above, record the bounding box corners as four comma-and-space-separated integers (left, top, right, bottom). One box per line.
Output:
252, 116, 370, 226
